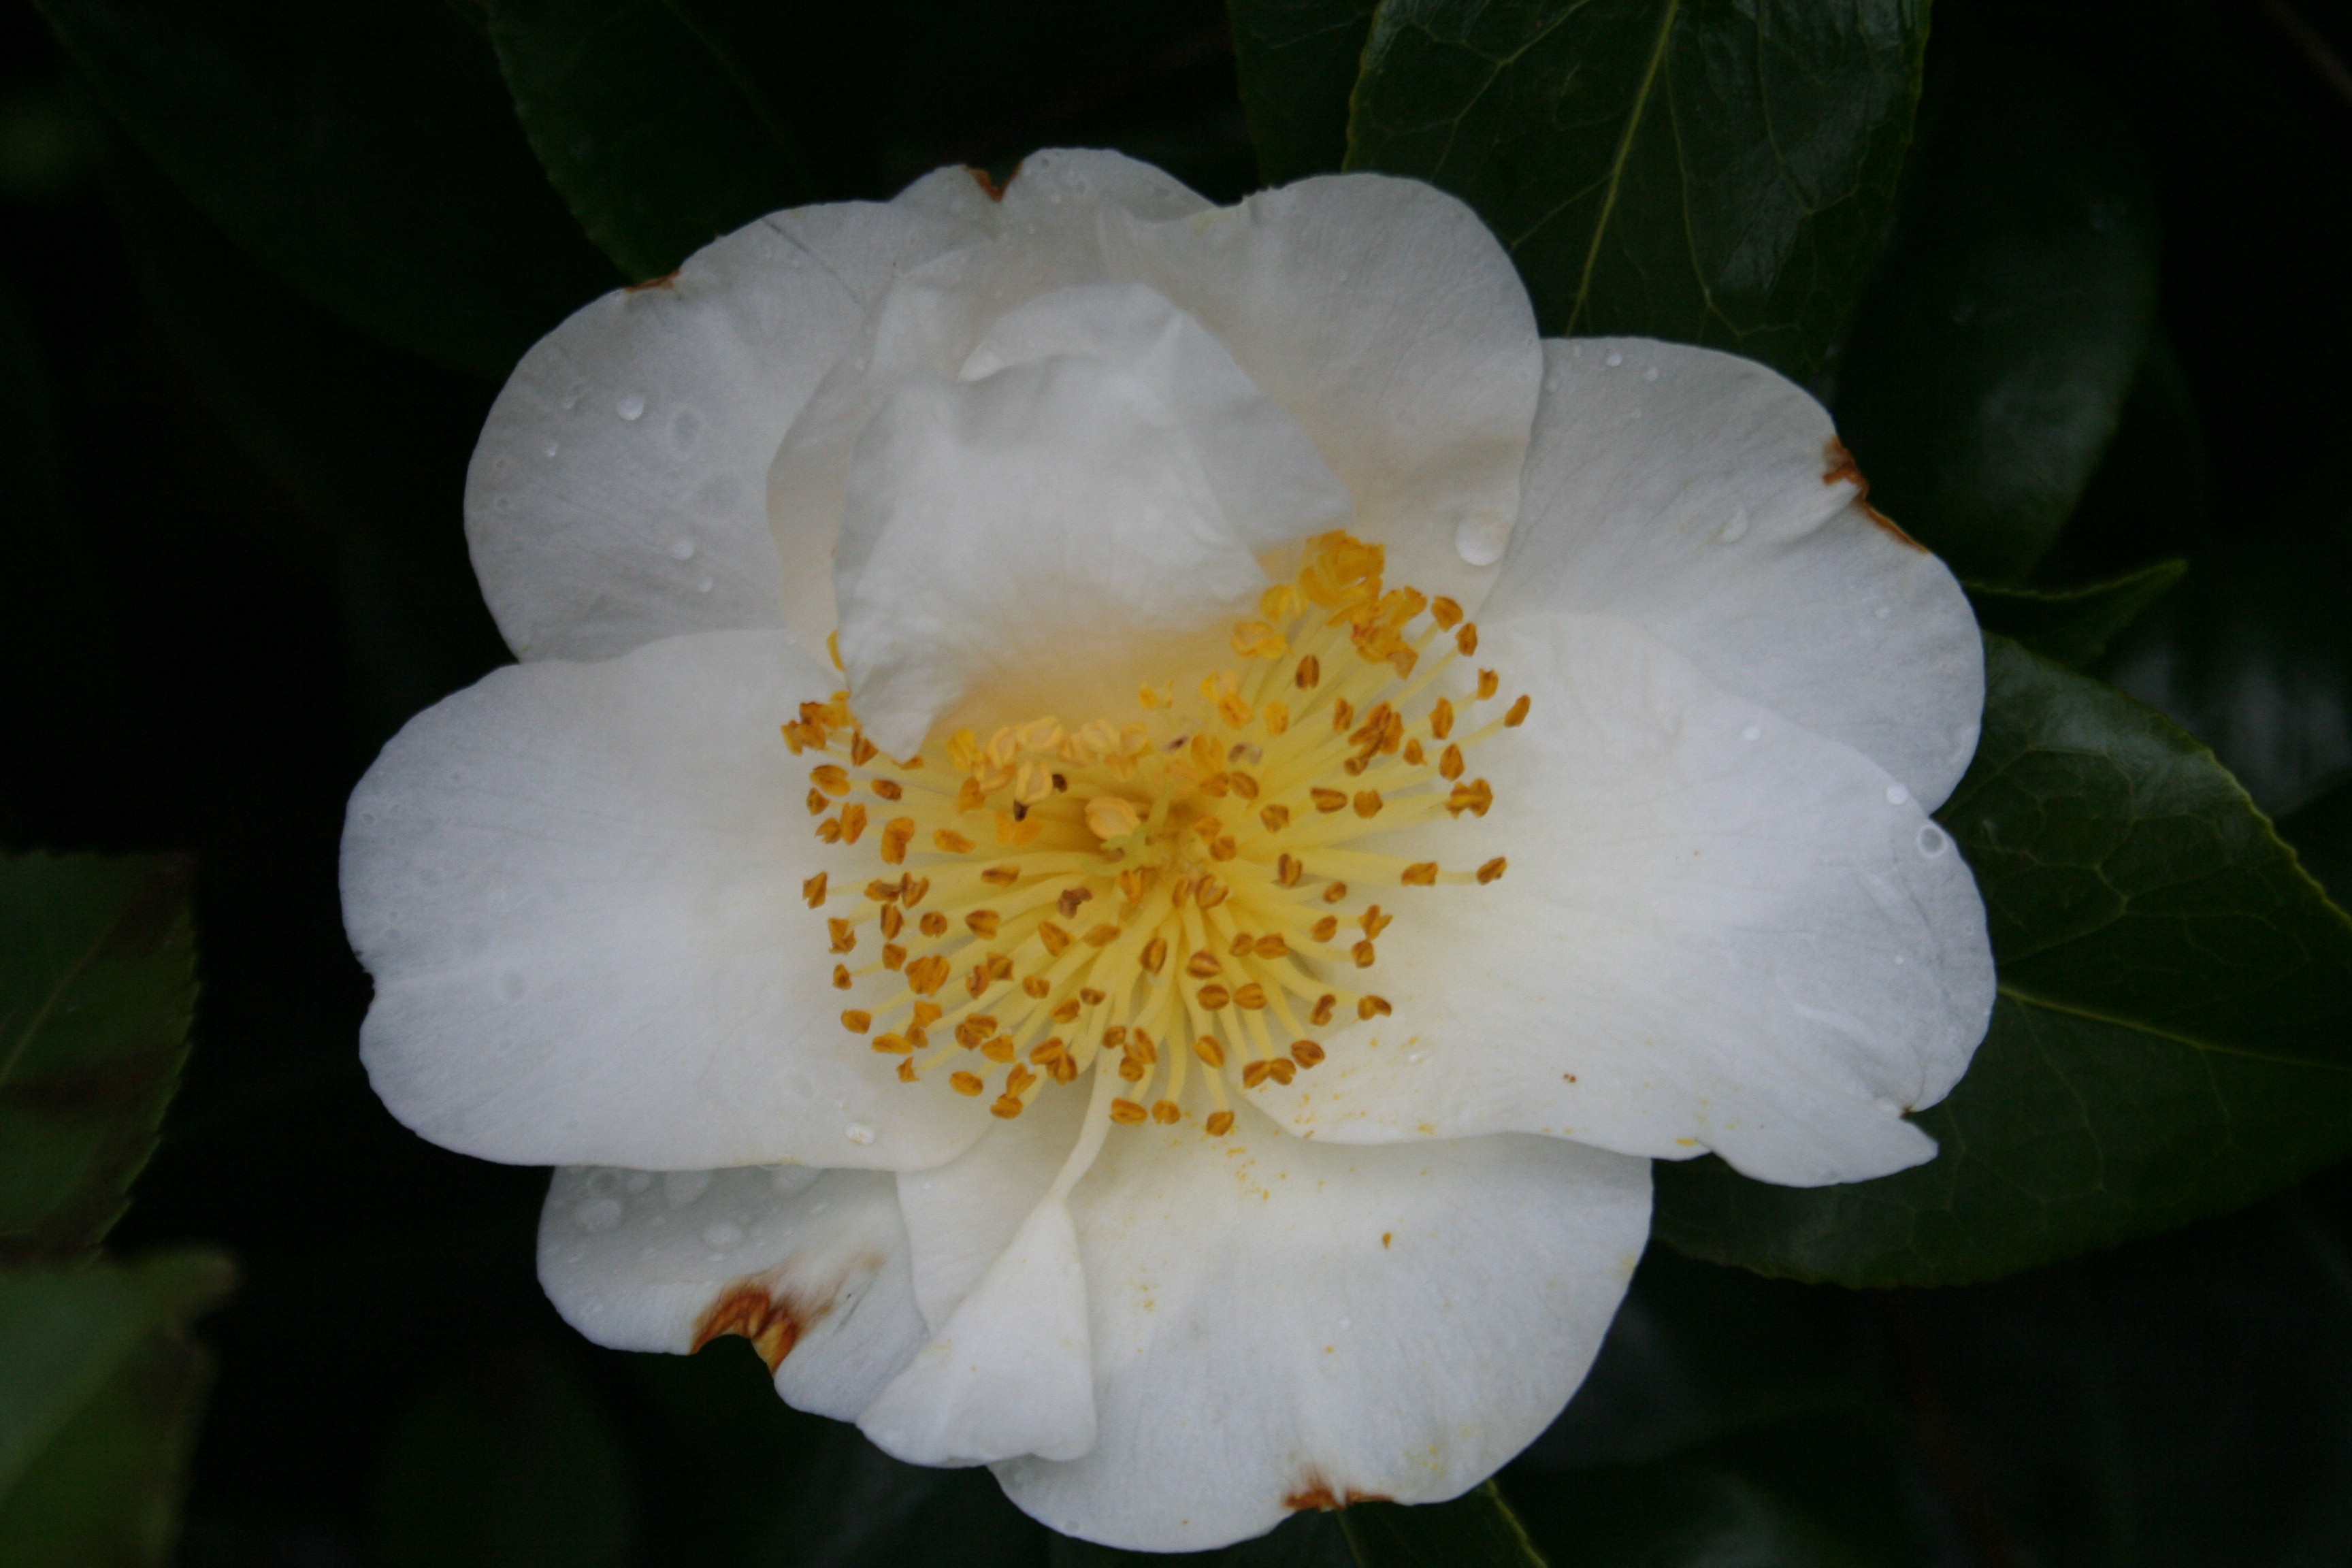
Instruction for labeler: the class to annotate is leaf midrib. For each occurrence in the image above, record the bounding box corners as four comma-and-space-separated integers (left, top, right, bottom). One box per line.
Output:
1566, 0, 1680, 335
1999, 983, 2352, 1073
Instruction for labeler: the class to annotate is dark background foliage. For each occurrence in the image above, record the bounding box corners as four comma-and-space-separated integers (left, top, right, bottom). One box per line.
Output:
6, 0, 2352, 1563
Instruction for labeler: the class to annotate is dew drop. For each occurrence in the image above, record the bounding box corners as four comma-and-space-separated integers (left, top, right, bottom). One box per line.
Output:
1642, 365, 1658, 381
1916, 824, 1949, 858
1407, 1051, 1428, 1064
669, 538, 696, 561
1605, 350, 1624, 368
573, 1198, 623, 1234
701, 1220, 744, 1247
617, 393, 647, 421
695, 577, 713, 593
664, 1170, 711, 1207
1742, 723, 1762, 742
1716, 508, 1750, 543
1338, 1316, 1352, 1329
1886, 784, 1912, 806
542, 440, 561, 459
845, 1122, 877, 1145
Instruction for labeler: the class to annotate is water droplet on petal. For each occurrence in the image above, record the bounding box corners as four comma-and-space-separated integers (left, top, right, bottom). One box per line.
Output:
1886, 784, 1912, 806
670, 538, 696, 560
1605, 350, 1624, 368
695, 577, 713, 593
617, 393, 647, 421
701, 1221, 744, 1247
845, 1122, 877, 1145
1742, 723, 1762, 742
1916, 825, 1949, 857
573, 1198, 623, 1234
664, 1171, 711, 1207
1642, 365, 1658, 381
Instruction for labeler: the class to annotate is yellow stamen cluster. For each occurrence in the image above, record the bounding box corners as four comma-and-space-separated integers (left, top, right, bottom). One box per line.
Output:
785, 532, 1526, 1137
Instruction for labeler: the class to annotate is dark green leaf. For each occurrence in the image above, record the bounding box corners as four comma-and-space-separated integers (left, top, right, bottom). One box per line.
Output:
0, 1249, 234, 1568
1964, 559, 2184, 670
1339, 1484, 1546, 1567
1345, 0, 1927, 378
488, 0, 819, 282
1833, 48, 2158, 583
1227, 0, 1374, 185
2281, 772, 2352, 918
37, 0, 619, 377
1051, 1511, 1349, 1567
1506, 1461, 1874, 1568
0, 852, 195, 1264
370, 1342, 637, 1568
1654, 636, 2352, 1286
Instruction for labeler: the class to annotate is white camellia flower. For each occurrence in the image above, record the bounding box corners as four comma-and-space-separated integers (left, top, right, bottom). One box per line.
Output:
341, 150, 1993, 1550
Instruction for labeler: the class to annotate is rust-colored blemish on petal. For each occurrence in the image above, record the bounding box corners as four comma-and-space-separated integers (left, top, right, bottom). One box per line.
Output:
966, 165, 1009, 202
1282, 1471, 1394, 1511
626, 268, 682, 293
1824, 437, 1926, 551
693, 1279, 808, 1373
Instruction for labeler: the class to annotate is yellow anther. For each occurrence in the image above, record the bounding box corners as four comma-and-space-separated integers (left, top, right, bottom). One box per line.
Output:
1331, 697, 1354, 731
1477, 669, 1500, 700
908, 955, 951, 995
920, 911, 949, 937
1234, 983, 1268, 1010
1358, 996, 1392, 1019
1039, 921, 1072, 956
870, 778, 904, 800
1086, 796, 1141, 839
881, 943, 906, 970
956, 777, 987, 813
816, 819, 843, 844
1447, 779, 1494, 818
806, 789, 829, 816
965, 909, 1001, 938
1110, 1098, 1148, 1125
1456, 623, 1480, 655
1231, 619, 1289, 659
874, 1033, 912, 1056
1290, 1040, 1326, 1068
1277, 854, 1304, 887
1267, 1058, 1296, 1085
1005, 1065, 1036, 1094
881, 817, 915, 864
949, 728, 981, 771
1198, 983, 1232, 1009
812, 765, 851, 796
1352, 940, 1377, 967
982, 1036, 1017, 1062
1228, 772, 1260, 800
1083, 924, 1122, 947
841, 1008, 871, 1034
1080, 986, 1107, 1005
1205, 1111, 1236, 1137
1353, 790, 1383, 818
1429, 698, 1455, 740
1311, 787, 1346, 814
1193, 1036, 1226, 1068
1294, 654, 1322, 689
1139, 682, 1171, 709
828, 919, 857, 953
802, 871, 829, 908
932, 828, 975, 853
1022, 975, 1052, 998
1241, 1060, 1273, 1089
1478, 856, 1508, 884
838, 804, 868, 844
1013, 759, 1055, 805
951, 1071, 985, 1096
1058, 887, 1094, 917
1228, 932, 1256, 958
902, 877, 931, 907
1403, 862, 1439, 886
981, 864, 1020, 887
1141, 936, 1169, 974
994, 811, 1043, 846
1311, 994, 1337, 1026
1430, 596, 1464, 630
1263, 700, 1290, 736
850, 732, 878, 767
1505, 693, 1532, 727
1152, 1100, 1183, 1124
1254, 934, 1289, 958
1032, 1039, 1066, 1066
826, 630, 844, 670
1052, 996, 1082, 1023
832, 964, 852, 990
1260, 583, 1305, 620
1322, 881, 1350, 904
1210, 836, 1239, 861
1440, 744, 1465, 781
1195, 877, 1229, 909
991, 1094, 1026, 1119
1311, 915, 1339, 942
1017, 717, 1064, 752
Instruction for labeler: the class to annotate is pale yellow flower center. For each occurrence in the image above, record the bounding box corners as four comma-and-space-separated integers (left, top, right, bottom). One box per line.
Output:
785, 532, 1529, 1137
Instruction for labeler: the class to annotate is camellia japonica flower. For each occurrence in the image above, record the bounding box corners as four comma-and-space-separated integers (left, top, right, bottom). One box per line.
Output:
341, 150, 1994, 1550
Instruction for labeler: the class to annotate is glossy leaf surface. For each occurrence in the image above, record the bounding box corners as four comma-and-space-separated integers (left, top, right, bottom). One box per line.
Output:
1345, 0, 1927, 378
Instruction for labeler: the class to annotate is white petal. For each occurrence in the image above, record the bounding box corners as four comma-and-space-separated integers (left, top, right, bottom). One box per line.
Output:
1100, 173, 1542, 606
768, 152, 1211, 651
343, 629, 989, 1171
895, 1077, 1088, 1334
537, 1164, 923, 1421
994, 1114, 1650, 1552
1486, 338, 1984, 809
468, 200, 982, 664
1256, 615, 1994, 1186
833, 356, 1267, 756
961, 284, 1352, 551
858, 1197, 1096, 1467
